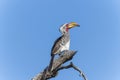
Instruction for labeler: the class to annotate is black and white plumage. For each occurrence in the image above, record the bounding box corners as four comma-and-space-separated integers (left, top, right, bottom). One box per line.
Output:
51, 23, 70, 56
49, 22, 80, 71
51, 22, 80, 56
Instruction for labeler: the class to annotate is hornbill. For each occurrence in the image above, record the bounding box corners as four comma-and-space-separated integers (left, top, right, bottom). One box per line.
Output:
49, 22, 80, 71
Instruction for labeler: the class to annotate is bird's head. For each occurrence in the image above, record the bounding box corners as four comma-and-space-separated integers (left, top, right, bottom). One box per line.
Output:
59, 22, 80, 34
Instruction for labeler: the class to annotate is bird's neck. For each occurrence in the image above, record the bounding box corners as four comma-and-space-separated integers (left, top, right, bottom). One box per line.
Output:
63, 31, 70, 38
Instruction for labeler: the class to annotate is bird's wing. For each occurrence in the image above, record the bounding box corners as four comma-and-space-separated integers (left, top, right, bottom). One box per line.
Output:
51, 35, 64, 56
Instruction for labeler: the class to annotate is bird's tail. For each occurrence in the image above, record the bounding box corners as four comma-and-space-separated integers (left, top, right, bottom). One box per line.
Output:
48, 54, 55, 71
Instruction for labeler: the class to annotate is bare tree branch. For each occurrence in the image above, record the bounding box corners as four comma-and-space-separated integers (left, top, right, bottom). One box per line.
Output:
70, 62, 87, 80
32, 50, 87, 80
32, 50, 77, 80
57, 62, 87, 80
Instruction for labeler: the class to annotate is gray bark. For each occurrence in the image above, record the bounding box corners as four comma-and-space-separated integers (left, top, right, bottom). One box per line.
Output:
32, 50, 87, 80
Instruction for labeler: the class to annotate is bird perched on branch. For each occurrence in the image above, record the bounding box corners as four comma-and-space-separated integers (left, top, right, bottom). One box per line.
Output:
49, 22, 80, 71
51, 22, 80, 56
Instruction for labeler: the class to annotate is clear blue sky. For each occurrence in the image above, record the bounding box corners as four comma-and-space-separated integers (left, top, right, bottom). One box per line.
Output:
0, 0, 120, 80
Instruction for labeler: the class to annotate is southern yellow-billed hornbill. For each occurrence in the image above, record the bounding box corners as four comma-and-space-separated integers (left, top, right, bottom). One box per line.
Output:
49, 22, 80, 71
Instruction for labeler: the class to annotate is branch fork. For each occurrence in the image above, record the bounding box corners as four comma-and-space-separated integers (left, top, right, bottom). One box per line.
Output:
32, 50, 87, 80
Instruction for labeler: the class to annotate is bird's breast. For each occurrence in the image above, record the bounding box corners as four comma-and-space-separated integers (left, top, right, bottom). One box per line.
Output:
60, 40, 70, 51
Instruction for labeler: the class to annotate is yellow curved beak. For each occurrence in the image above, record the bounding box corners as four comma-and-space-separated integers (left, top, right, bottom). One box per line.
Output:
67, 22, 80, 29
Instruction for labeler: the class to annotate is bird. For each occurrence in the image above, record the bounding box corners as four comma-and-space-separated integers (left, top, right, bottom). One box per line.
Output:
51, 22, 80, 56
48, 22, 80, 71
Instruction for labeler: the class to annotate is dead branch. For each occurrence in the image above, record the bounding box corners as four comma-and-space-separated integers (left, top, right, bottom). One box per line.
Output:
32, 50, 87, 80
57, 62, 87, 80
32, 50, 77, 80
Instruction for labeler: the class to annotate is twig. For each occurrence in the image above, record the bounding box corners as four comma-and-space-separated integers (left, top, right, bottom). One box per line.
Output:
57, 62, 87, 80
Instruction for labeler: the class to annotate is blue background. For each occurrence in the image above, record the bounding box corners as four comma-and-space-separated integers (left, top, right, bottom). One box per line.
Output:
0, 0, 120, 80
